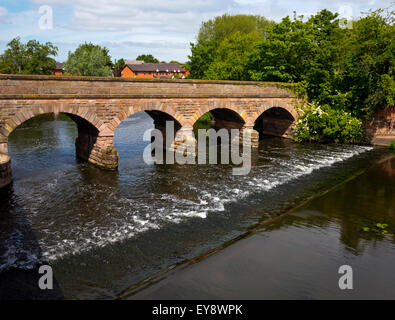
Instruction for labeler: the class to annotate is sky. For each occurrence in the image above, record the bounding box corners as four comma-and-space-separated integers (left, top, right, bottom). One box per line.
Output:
0, 0, 392, 63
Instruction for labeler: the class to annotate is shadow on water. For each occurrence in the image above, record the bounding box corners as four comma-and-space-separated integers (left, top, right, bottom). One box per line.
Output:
0, 184, 64, 300
118, 153, 395, 300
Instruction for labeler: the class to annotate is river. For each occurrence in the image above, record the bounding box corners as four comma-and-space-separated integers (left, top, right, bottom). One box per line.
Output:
0, 113, 393, 299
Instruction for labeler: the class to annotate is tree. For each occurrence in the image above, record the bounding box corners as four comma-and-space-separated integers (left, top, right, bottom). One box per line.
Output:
65, 43, 113, 76
335, 8, 395, 117
116, 58, 126, 76
0, 37, 58, 75
117, 58, 126, 70
205, 32, 259, 80
136, 54, 159, 63
246, 8, 394, 119
247, 10, 340, 91
188, 14, 274, 79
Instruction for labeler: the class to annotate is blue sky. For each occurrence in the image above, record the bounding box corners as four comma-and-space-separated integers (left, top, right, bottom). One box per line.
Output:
0, 0, 392, 63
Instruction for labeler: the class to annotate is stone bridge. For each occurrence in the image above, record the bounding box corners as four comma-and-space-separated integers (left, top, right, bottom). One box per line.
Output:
0, 74, 300, 187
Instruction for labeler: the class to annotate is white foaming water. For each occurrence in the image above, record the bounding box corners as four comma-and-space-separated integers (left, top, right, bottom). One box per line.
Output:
0, 143, 373, 270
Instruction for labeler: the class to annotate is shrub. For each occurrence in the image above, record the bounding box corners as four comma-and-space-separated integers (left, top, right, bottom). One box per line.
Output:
295, 102, 364, 143
390, 141, 395, 150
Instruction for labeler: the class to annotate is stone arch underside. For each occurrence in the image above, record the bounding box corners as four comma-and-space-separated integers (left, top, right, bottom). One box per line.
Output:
0, 106, 102, 155
190, 99, 297, 147
253, 107, 296, 139
0, 106, 105, 188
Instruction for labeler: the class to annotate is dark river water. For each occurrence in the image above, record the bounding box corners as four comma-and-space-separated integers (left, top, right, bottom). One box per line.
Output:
0, 112, 393, 299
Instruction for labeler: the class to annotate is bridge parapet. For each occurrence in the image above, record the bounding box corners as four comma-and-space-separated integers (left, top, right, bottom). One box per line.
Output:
0, 74, 296, 99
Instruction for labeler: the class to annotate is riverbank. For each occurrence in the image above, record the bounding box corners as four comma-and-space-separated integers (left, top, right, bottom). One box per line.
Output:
120, 152, 395, 300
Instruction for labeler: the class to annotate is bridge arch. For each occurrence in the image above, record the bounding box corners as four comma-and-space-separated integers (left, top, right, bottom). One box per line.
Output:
112, 108, 183, 155
190, 103, 245, 128
253, 105, 296, 140
3, 106, 102, 140
109, 102, 184, 133
0, 105, 118, 175
247, 100, 297, 126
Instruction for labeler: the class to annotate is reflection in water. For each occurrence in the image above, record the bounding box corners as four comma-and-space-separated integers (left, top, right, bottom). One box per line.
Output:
125, 155, 395, 300
0, 112, 392, 299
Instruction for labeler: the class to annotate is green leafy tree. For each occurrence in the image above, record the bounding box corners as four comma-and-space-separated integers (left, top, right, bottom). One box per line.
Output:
136, 54, 159, 63
247, 10, 341, 98
205, 32, 259, 80
116, 58, 126, 76
65, 43, 113, 76
247, 8, 394, 119
188, 14, 274, 79
335, 8, 395, 118
0, 37, 58, 74
117, 58, 126, 70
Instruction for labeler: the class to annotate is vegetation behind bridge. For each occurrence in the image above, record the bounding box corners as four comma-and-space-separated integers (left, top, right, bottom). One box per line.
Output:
188, 9, 394, 143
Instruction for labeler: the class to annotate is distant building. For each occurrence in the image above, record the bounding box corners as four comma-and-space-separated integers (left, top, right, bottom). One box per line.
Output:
121, 62, 189, 79
125, 60, 144, 65
52, 62, 65, 76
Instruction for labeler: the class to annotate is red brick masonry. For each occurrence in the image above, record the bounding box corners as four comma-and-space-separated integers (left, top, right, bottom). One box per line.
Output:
365, 106, 395, 146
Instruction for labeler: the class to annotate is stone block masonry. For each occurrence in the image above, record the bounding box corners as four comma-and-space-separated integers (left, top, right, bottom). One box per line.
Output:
0, 154, 11, 188
0, 74, 301, 188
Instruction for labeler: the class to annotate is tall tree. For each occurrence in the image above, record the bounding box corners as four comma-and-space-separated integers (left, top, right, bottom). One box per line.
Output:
136, 54, 159, 63
0, 37, 58, 75
188, 14, 274, 79
247, 8, 394, 118
116, 58, 126, 76
336, 8, 395, 117
205, 32, 258, 81
65, 43, 113, 76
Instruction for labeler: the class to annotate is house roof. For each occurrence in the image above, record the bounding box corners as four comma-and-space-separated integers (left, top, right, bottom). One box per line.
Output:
55, 62, 65, 70
125, 60, 144, 65
125, 63, 185, 73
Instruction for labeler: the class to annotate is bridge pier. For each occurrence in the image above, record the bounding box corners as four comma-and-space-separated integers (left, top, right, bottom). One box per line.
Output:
0, 153, 12, 188
153, 119, 181, 152
76, 134, 118, 170
171, 126, 196, 158
239, 125, 259, 148
68, 113, 118, 170
0, 139, 12, 188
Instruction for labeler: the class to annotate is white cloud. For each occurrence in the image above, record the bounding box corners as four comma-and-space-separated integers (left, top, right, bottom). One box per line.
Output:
0, 6, 9, 20
29, 0, 236, 32
0, 0, 391, 62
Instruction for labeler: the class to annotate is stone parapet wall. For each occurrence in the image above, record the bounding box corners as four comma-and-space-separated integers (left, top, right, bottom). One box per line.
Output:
0, 74, 296, 99
365, 107, 395, 146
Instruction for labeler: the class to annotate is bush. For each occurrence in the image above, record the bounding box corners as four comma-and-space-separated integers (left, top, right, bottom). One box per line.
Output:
295, 102, 364, 143
390, 141, 395, 150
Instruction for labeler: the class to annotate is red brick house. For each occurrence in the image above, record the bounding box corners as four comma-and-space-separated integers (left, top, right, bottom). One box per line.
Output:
52, 62, 65, 76
121, 62, 189, 79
